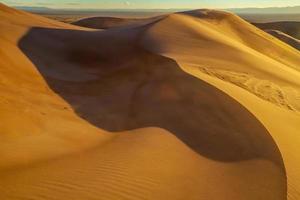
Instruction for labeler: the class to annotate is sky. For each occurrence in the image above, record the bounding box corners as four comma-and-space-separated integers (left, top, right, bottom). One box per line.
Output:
1, 0, 300, 9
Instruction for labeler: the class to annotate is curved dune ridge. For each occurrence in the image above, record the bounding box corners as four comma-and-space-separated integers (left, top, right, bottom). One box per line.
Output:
0, 3, 300, 200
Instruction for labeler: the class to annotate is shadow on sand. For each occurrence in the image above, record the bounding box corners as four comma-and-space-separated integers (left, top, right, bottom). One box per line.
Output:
18, 26, 286, 198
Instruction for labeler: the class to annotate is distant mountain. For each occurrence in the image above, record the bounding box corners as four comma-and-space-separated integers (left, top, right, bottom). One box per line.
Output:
14, 6, 53, 12
228, 6, 300, 14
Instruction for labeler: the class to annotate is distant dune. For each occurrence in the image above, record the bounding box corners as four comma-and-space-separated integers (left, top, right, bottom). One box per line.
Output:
1, 3, 300, 200
228, 6, 300, 14
254, 21, 300, 39
265, 30, 300, 50
252, 21, 300, 50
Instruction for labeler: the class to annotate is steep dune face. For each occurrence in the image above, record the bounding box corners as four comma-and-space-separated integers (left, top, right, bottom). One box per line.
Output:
142, 9, 300, 200
18, 26, 283, 164
0, 3, 109, 170
1, 3, 299, 200
142, 10, 300, 112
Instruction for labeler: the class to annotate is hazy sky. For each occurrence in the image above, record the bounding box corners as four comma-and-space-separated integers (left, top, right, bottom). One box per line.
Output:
2, 0, 300, 9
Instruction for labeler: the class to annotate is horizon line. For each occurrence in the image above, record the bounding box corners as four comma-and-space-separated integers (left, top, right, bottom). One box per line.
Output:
2, 3, 299, 10
12, 7, 300, 11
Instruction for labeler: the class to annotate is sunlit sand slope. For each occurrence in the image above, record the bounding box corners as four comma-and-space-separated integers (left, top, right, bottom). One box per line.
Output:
0, 4, 299, 200
142, 10, 300, 111
142, 9, 300, 200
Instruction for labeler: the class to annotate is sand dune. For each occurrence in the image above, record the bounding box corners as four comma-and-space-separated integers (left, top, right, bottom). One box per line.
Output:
253, 21, 300, 50
1, 3, 300, 200
253, 21, 300, 40
70, 15, 300, 51
265, 30, 300, 51
73, 15, 300, 51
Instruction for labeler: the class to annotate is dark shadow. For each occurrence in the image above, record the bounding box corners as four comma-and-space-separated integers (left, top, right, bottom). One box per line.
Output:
72, 17, 141, 29
18, 26, 286, 197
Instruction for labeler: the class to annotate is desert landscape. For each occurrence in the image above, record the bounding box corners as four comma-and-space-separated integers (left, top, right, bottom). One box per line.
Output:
0, 1, 300, 200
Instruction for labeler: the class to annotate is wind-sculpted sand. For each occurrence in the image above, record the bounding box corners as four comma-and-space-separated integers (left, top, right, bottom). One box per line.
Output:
196, 66, 300, 112
0, 3, 300, 200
